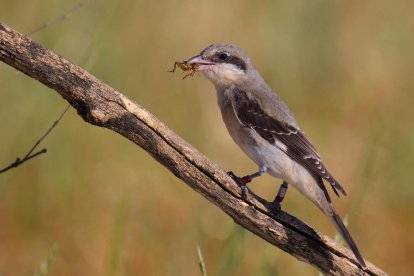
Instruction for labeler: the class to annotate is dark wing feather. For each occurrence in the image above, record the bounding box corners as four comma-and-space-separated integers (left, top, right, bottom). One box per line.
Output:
232, 89, 346, 197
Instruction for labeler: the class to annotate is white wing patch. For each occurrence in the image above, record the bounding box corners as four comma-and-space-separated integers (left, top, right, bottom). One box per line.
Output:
275, 139, 288, 152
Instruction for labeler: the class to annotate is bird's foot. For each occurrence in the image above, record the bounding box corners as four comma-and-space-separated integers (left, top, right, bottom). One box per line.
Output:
269, 200, 281, 211
227, 171, 251, 200
269, 181, 289, 212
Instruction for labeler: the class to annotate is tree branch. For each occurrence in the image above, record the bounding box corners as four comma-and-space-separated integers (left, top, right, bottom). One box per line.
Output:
0, 23, 386, 276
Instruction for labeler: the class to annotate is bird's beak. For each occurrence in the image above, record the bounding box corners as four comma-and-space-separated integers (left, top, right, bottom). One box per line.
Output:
186, 55, 215, 71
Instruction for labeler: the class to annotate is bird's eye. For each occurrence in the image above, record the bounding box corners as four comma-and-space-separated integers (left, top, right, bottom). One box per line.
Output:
218, 52, 229, 61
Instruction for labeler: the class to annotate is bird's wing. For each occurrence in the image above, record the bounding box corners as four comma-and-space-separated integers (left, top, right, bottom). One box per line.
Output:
231, 89, 346, 197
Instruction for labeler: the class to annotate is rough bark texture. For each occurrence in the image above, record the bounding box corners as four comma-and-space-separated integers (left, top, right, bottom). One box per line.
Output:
0, 23, 387, 276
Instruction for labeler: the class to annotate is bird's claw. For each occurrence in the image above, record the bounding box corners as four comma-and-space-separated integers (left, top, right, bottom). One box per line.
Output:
227, 171, 242, 185
269, 200, 281, 212
241, 185, 249, 200
227, 171, 250, 200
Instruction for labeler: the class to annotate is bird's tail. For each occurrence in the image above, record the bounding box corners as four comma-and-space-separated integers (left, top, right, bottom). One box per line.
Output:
313, 175, 366, 268
329, 209, 366, 268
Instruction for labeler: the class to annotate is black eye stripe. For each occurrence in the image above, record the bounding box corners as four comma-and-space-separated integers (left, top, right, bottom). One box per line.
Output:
212, 53, 247, 71
226, 56, 247, 71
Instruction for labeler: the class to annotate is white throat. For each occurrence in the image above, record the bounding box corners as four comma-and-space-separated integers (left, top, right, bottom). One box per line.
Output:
201, 63, 245, 88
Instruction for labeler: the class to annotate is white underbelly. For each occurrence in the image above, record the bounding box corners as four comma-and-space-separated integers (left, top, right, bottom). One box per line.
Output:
228, 122, 295, 180
247, 139, 291, 177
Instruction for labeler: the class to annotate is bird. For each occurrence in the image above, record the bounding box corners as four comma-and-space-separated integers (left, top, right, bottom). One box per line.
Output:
181, 43, 366, 268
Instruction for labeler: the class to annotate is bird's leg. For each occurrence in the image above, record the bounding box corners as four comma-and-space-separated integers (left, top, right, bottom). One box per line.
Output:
228, 166, 267, 199
270, 181, 289, 210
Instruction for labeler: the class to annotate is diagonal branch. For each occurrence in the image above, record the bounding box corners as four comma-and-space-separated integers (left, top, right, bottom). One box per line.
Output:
0, 23, 387, 276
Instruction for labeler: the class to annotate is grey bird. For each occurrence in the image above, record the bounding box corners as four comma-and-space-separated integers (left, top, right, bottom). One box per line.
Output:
183, 43, 366, 268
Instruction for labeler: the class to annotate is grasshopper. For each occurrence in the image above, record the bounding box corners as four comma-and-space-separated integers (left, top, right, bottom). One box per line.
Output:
168, 61, 200, 79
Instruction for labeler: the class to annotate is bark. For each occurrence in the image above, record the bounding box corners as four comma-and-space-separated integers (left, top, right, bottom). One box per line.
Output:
0, 23, 387, 276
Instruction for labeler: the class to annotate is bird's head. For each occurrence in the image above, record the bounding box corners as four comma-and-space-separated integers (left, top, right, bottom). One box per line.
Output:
186, 44, 253, 88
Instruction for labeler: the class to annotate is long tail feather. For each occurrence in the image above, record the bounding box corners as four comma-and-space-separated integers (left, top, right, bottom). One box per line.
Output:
330, 210, 366, 268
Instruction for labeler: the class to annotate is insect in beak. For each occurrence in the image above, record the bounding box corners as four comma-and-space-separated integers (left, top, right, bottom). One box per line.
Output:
169, 55, 215, 79
168, 61, 200, 79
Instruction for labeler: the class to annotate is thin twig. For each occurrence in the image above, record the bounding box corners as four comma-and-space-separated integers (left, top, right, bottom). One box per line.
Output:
0, 105, 70, 174
24, 104, 70, 160
26, 0, 95, 36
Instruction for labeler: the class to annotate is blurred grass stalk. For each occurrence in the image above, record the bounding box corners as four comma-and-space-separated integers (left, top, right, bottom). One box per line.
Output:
106, 193, 129, 276
36, 243, 58, 276
197, 245, 207, 276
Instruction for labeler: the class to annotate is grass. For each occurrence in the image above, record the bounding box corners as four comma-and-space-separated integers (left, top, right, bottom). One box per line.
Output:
197, 246, 207, 276
36, 243, 58, 276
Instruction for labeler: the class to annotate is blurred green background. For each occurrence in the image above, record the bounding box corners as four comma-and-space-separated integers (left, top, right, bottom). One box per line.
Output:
1, 0, 413, 275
